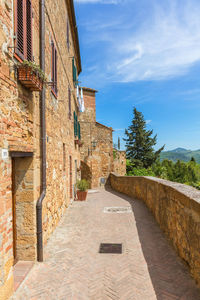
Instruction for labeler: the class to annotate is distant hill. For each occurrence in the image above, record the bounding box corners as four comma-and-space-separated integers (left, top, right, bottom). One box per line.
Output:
160, 148, 200, 163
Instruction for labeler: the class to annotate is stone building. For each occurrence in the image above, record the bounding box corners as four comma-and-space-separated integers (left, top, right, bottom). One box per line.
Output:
113, 149, 126, 176
79, 87, 114, 188
0, 0, 82, 298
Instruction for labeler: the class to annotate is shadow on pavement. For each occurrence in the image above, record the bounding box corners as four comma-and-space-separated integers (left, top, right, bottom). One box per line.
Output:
105, 186, 200, 300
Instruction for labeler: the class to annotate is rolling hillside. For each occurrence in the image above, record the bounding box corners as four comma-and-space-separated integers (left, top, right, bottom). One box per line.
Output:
160, 148, 200, 163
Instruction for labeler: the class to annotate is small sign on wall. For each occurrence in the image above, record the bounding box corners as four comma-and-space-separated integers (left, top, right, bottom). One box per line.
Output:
1, 149, 8, 160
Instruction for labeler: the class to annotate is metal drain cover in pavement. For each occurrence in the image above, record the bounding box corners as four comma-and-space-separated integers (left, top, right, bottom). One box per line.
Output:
99, 243, 122, 254
103, 207, 132, 213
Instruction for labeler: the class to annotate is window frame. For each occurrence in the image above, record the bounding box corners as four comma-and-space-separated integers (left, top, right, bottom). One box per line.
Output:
68, 86, 71, 119
66, 18, 70, 51
51, 39, 58, 98
72, 57, 78, 87
14, 0, 33, 62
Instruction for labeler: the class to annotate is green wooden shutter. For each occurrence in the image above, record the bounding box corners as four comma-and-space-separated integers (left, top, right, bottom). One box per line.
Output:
78, 122, 81, 140
74, 112, 78, 136
75, 114, 78, 136
74, 111, 76, 136
72, 57, 77, 86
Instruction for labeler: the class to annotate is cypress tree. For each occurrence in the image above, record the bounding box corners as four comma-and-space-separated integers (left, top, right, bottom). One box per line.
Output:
118, 137, 120, 150
124, 107, 164, 168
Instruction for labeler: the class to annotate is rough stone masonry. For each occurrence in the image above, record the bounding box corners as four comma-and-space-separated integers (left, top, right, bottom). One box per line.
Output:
0, 0, 82, 298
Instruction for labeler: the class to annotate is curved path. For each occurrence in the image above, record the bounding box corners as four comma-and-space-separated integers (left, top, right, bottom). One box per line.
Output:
12, 188, 200, 300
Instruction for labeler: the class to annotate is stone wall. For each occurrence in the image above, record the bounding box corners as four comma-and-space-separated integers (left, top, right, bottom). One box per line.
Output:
0, 0, 40, 297
113, 150, 126, 176
0, 0, 81, 298
79, 88, 113, 188
42, 0, 81, 244
110, 173, 200, 286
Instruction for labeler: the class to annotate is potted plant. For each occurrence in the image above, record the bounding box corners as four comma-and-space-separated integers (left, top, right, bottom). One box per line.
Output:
17, 60, 46, 91
76, 179, 89, 201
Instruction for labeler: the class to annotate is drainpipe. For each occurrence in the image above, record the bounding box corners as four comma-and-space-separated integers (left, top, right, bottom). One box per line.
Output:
36, 0, 46, 262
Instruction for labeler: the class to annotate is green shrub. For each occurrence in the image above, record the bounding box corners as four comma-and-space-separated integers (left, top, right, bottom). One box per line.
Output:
76, 179, 89, 191
190, 182, 200, 190
127, 167, 155, 177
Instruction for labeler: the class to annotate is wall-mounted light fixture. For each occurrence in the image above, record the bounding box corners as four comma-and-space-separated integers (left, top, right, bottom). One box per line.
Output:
91, 140, 97, 150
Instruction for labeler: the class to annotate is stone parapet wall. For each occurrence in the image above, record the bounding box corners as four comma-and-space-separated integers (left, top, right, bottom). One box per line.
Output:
110, 173, 200, 286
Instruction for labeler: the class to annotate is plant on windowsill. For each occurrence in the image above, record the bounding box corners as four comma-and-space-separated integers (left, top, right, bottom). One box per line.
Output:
75, 136, 79, 144
76, 179, 89, 201
77, 166, 82, 172
16, 60, 46, 91
78, 140, 83, 147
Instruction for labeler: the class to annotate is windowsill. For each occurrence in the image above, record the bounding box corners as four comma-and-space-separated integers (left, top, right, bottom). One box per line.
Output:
51, 88, 58, 99
14, 53, 24, 63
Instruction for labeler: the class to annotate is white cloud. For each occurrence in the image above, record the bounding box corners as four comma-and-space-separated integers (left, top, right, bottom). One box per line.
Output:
114, 128, 124, 131
112, 1, 200, 82
146, 120, 152, 125
79, 0, 200, 85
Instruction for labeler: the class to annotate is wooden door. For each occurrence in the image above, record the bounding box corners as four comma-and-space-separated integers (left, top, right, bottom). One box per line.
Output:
12, 158, 17, 265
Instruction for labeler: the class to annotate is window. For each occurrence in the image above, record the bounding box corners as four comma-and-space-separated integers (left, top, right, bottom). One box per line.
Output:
63, 143, 66, 176
68, 86, 71, 119
51, 40, 58, 97
72, 57, 78, 87
73, 113, 81, 139
66, 19, 70, 50
14, 0, 32, 61
74, 111, 78, 136
78, 122, 81, 140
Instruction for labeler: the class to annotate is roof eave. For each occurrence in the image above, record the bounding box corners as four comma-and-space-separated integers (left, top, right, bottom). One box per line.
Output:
67, 0, 82, 74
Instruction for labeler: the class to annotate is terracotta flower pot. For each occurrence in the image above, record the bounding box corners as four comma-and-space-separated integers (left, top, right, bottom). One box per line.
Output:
17, 66, 43, 91
76, 190, 88, 201
75, 138, 79, 145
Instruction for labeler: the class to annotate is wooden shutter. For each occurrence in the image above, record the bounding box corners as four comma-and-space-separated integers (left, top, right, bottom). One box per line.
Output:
55, 48, 57, 94
72, 58, 77, 84
26, 0, 32, 61
67, 20, 69, 50
51, 40, 58, 96
72, 58, 75, 81
76, 115, 78, 136
68, 86, 71, 119
74, 112, 78, 136
15, 0, 24, 60
74, 111, 76, 136
15, 0, 33, 61
51, 41, 54, 84
78, 122, 81, 140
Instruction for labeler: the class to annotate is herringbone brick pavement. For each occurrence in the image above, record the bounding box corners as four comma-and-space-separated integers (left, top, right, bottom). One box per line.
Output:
11, 188, 200, 300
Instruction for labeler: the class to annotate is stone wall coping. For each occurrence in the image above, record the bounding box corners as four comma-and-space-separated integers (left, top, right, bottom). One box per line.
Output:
110, 173, 200, 205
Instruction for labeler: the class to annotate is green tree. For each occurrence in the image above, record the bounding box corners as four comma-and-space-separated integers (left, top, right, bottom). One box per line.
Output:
118, 137, 120, 150
124, 107, 165, 168
190, 156, 196, 163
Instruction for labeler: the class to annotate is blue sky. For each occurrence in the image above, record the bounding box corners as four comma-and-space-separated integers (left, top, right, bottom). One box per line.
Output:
74, 0, 200, 151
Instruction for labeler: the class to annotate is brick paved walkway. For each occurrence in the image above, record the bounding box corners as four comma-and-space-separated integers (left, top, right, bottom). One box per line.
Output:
11, 188, 200, 300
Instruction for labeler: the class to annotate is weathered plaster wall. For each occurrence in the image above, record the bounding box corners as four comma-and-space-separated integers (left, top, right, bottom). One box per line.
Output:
110, 173, 200, 287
